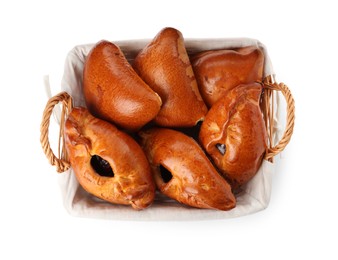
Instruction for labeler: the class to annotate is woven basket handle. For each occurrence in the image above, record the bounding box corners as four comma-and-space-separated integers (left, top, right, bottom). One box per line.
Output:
40, 92, 73, 173
262, 78, 295, 161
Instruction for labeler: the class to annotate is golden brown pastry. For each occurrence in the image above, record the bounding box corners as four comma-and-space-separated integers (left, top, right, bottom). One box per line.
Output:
64, 107, 155, 210
199, 83, 267, 187
83, 40, 162, 131
133, 27, 208, 127
191, 46, 264, 107
139, 128, 236, 211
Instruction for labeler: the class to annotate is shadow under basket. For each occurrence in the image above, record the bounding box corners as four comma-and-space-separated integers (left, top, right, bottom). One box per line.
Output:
40, 38, 295, 221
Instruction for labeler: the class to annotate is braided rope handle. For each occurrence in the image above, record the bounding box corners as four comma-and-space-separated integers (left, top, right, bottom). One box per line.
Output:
262, 79, 295, 161
40, 92, 73, 173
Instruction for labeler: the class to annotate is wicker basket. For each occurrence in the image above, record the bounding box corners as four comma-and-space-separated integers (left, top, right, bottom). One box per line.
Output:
40, 38, 294, 220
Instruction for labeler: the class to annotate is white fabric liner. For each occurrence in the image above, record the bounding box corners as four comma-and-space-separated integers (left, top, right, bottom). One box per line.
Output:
55, 38, 281, 221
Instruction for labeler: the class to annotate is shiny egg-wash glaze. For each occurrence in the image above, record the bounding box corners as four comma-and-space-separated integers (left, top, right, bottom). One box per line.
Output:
139, 128, 236, 211
64, 107, 155, 210
191, 46, 264, 107
83, 40, 162, 131
133, 27, 208, 127
199, 83, 268, 187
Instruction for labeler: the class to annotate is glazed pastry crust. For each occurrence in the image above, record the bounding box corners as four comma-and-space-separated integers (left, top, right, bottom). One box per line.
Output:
133, 27, 208, 127
192, 46, 264, 107
83, 40, 162, 131
139, 128, 236, 211
199, 83, 268, 187
64, 107, 155, 210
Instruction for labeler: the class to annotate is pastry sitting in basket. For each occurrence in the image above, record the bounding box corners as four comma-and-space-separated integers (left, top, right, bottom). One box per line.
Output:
63, 27, 268, 211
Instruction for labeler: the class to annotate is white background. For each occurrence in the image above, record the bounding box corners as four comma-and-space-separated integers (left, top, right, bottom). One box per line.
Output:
1, 0, 337, 259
